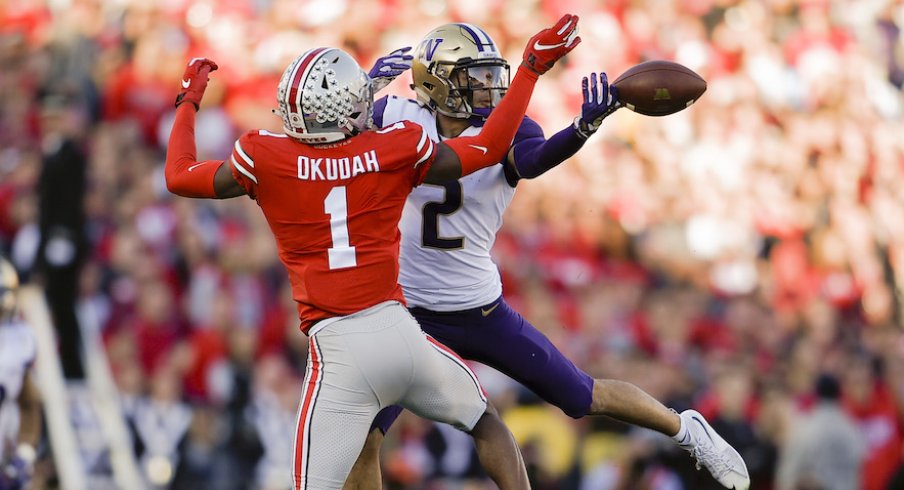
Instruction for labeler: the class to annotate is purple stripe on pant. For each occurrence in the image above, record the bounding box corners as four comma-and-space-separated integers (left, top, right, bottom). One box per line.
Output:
372, 297, 594, 434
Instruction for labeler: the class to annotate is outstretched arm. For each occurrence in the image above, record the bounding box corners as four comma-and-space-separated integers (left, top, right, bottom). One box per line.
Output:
425, 14, 582, 184
508, 71, 621, 180
165, 58, 246, 199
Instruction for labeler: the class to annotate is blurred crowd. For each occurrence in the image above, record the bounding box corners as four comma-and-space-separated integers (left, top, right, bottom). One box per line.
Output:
2, 0, 904, 489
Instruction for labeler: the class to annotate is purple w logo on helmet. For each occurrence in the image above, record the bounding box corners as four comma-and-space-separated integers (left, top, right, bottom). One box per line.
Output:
422, 38, 444, 61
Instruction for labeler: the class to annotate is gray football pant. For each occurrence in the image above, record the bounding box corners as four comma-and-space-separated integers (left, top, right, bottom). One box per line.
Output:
292, 301, 487, 489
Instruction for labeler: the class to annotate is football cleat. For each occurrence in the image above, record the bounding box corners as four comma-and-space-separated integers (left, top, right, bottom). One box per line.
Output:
678, 409, 750, 490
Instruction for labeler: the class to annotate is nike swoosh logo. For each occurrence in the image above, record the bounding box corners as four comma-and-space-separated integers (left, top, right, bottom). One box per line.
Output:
533, 40, 567, 51
468, 145, 488, 155
691, 416, 714, 442
188, 162, 210, 172
182, 79, 191, 89
481, 304, 499, 317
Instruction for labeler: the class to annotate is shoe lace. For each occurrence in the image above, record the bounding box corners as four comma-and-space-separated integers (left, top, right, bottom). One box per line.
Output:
690, 444, 732, 478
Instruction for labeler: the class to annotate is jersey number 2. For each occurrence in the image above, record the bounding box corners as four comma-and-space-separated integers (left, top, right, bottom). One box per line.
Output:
325, 186, 357, 269
423, 182, 464, 250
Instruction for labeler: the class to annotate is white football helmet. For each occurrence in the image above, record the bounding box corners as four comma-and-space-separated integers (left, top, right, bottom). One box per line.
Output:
412, 24, 510, 119
0, 257, 18, 322
276, 47, 374, 144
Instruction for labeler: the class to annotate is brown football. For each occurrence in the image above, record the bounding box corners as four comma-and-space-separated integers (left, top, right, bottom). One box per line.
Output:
612, 61, 706, 116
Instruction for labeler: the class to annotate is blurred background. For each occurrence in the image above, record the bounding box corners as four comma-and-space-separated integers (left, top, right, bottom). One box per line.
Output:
1, 0, 904, 489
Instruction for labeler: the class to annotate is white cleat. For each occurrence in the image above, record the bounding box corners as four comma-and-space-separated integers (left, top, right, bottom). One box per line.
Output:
677, 409, 751, 490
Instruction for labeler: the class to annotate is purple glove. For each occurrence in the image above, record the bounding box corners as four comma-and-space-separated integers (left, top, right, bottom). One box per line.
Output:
0, 454, 33, 490
368, 47, 413, 93
573, 72, 621, 139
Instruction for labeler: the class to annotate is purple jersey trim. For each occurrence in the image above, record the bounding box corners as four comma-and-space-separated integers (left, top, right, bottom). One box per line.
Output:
372, 95, 389, 128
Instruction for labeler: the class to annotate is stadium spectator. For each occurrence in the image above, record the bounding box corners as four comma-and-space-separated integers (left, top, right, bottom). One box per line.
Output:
776, 373, 865, 490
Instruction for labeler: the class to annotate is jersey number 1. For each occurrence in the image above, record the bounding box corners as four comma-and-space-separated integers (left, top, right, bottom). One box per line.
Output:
325, 186, 357, 269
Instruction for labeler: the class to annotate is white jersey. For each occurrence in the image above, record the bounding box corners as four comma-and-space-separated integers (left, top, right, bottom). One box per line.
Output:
0, 319, 37, 462
377, 96, 517, 311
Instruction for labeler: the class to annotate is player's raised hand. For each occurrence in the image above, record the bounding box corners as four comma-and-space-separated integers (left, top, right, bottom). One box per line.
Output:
522, 14, 581, 75
368, 47, 413, 93
175, 57, 219, 111
574, 72, 621, 139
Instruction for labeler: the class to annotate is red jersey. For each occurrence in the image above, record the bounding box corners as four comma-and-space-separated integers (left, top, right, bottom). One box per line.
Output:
229, 121, 435, 333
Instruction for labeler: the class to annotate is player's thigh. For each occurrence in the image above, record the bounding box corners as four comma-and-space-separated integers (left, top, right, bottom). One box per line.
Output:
400, 326, 488, 432
293, 327, 382, 489
450, 301, 594, 418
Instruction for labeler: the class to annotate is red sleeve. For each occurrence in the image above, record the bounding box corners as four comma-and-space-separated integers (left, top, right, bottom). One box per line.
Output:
229, 132, 259, 199
164, 104, 222, 198
374, 121, 436, 185
443, 65, 538, 176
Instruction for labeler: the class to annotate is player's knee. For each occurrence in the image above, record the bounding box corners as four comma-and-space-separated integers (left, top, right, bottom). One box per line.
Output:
482, 401, 499, 417
586, 378, 623, 417
467, 405, 501, 435
561, 403, 590, 419
547, 386, 592, 419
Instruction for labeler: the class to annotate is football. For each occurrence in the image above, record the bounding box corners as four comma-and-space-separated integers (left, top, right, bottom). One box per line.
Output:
612, 61, 706, 116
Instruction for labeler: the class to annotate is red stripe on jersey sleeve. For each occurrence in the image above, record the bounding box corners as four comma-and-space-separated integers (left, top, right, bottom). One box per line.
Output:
229, 132, 258, 199
372, 121, 437, 185
410, 125, 436, 185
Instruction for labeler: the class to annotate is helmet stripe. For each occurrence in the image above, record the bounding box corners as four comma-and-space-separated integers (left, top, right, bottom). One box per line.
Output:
286, 47, 330, 133
457, 24, 494, 53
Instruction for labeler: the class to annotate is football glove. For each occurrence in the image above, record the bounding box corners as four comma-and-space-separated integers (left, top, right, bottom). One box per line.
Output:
175, 57, 219, 111
573, 72, 621, 139
522, 14, 581, 75
0, 445, 36, 490
368, 47, 413, 93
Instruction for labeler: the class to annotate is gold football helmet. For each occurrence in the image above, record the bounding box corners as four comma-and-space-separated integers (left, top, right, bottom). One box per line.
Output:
0, 257, 18, 321
412, 24, 510, 119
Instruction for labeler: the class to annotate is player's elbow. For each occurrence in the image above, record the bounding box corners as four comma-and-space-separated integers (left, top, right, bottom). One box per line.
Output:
164, 168, 191, 197
163, 170, 182, 196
